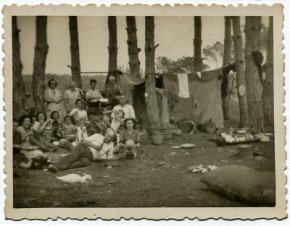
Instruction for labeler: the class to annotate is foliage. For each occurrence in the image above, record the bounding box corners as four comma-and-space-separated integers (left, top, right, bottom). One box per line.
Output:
156, 56, 209, 73
203, 41, 224, 67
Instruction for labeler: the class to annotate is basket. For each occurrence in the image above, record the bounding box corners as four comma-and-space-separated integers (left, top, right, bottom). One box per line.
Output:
151, 133, 164, 145
160, 127, 173, 139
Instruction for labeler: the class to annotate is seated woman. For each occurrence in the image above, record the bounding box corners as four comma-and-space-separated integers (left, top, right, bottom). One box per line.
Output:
118, 118, 141, 159
69, 99, 88, 142
16, 115, 35, 147
31, 112, 51, 136
58, 115, 78, 149
31, 112, 57, 152
48, 128, 119, 172
47, 111, 63, 142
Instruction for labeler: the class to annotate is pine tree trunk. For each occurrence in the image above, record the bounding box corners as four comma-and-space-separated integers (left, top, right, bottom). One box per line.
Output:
12, 16, 26, 119
231, 16, 249, 127
262, 17, 274, 129
145, 16, 161, 130
108, 16, 118, 75
245, 16, 264, 132
126, 16, 145, 122
126, 16, 141, 77
194, 16, 202, 72
69, 16, 82, 88
221, 16, 232, 120
32, 16, 49, 113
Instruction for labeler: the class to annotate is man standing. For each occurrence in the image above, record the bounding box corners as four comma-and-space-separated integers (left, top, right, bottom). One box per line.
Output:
86, 79, 103, 113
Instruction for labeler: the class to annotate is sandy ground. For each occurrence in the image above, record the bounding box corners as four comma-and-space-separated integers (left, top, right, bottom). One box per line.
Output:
13, 131, 275, 208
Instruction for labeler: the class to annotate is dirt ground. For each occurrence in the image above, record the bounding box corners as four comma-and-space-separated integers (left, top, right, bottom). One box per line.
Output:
13, 128, 275, 208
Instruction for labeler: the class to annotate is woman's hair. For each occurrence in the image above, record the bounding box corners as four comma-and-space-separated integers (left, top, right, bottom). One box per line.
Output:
75, 98, 84, 106
64, 115, 75, 124
118, 110, 125, 119
47, 79, 57, 87
124, 118, 136, 129
18, 115, 32, 126
50, 110, 60, 119
36, 112, 47, 121
90, 79, 97, 84
105, 127, 116, 139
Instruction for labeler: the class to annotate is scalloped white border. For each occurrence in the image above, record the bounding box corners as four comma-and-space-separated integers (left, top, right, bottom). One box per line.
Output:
1, 1, 288, 222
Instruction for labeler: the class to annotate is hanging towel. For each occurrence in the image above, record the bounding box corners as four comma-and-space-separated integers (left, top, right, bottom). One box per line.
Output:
177, 73, 190, 98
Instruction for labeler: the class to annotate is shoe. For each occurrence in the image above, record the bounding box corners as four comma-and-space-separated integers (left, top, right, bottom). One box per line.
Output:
48, 164, 58, 173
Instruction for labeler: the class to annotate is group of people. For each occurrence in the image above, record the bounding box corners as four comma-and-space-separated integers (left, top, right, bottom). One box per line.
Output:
14, 75, 142, 172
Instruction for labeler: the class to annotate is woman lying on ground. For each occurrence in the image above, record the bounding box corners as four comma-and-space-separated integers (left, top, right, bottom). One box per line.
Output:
118, 118, 141, 159
48, 128, 120, 172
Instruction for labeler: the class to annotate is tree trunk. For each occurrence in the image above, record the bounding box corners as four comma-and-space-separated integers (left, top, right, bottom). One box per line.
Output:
244, 16, 264, 132
221, 16, 232, 120
32, 16, 49, 113
145, 16, 161, 130
262, 17, 274, 129
12, 16, 26, 119
108, 16, 118, 75
69, 16, 82, 88
193, 16, 202, 72
231, 16, 249, 127
126, 16, 145, 122
126, 16, 141, 77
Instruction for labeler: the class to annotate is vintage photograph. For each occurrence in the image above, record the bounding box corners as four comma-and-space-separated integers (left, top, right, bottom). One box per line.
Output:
4, 4, 285, 219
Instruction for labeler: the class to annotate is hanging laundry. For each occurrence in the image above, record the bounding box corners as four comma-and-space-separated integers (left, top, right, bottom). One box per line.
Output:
177, 73, 190, 98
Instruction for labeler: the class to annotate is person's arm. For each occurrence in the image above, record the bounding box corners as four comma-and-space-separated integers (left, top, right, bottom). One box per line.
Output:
119, 132, 125, 144
130, 105, 136, 119
118, 85, 123, 95
135, 131, 141, 148
86, 90, 93, 101
16, 127, 32, 142
111, 106, 117, 119
63, 91, 69, 109
84, 111, 88, 122
69, 108, 77, 116
82, 140, 102, 150
97, 89, 103, 99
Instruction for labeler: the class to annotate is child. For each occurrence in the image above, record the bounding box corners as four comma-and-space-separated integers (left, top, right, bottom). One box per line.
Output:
69, 99, 88, 126
69, 99, 88, 142
111, 109, 125, 133
58, 116, 78, 148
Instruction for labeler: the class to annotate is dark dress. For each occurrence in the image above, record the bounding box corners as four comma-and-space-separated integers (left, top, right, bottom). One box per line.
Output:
102, 84, 123, 108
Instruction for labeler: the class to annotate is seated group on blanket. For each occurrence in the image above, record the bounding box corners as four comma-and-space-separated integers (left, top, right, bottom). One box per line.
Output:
14, 77, 141, 172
